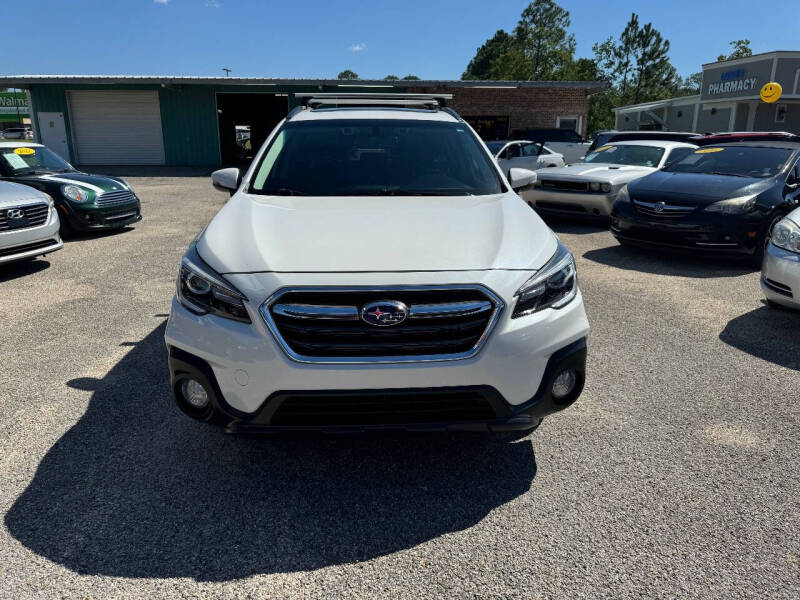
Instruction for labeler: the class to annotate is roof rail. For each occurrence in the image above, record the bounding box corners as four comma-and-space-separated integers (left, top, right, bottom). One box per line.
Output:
285, 105, 307, 121
293, 92, 454, 110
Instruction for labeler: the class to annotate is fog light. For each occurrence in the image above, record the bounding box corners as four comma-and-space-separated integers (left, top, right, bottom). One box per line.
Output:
181, 378, 209, 408
552, 369, 577, 399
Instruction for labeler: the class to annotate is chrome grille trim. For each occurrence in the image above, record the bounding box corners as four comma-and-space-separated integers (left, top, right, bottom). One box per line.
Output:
260, 285, 505, 364
96, 189, 136, 206
273, 304, 360, 320
0, 202, 49, 231
633, 199, 695, 217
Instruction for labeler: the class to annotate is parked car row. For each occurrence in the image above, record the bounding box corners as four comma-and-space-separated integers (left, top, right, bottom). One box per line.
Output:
0, 141, 142, 265
516, 130, 800, 308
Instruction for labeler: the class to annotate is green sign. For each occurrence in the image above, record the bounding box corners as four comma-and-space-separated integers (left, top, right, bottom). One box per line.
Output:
0, 92, 29, 123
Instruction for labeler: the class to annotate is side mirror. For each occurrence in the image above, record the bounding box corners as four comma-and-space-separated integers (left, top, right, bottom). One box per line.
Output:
211, 168, 241, 195
509, 168, 537, 191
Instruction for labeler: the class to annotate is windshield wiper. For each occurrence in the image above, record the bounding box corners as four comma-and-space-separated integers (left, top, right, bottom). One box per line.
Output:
270, 188, 308, 196
362, 189, 474, 196
710, 171, 751, 178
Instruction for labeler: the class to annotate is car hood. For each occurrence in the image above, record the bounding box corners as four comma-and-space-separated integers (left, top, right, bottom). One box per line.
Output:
11, 171, 130, 194
0, 180, 49, 207
630, 171, 772, 202
539, 163, 657, 184
198, 192, 557, 273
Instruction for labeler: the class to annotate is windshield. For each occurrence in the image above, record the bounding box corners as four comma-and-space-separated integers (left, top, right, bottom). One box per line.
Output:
663, 146, 793, 178
485, 141, 505, 154
0, 146, 73, 175
250, 119, 505, 196
582, 144, 664, 167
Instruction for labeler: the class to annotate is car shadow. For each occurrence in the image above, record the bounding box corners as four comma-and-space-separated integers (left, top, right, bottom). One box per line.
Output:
62, 226, 135, 243
540, 214, 609, 236
719, 302, 800, 370
5, 322, 537, 581
0, 258, 50, 282
583, 244, 756, 278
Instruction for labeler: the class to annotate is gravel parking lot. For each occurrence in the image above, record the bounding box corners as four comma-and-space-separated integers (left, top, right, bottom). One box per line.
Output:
1, 174, 798, 599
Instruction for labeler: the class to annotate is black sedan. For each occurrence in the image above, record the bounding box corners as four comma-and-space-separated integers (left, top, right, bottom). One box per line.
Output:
610, 139, 800, 265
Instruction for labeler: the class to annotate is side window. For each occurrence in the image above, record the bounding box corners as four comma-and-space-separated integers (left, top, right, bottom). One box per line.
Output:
521, 143, 540, 157
506, 144, 522, 159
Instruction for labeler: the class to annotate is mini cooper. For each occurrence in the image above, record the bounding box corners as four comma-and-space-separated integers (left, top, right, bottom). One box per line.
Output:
0, 142, 141, 233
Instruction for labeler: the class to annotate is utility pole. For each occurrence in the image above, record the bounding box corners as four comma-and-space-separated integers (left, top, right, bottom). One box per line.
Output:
222, 67, 232, 77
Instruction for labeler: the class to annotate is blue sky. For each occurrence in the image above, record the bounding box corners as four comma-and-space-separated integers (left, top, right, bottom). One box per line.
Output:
6, 0, 798, 80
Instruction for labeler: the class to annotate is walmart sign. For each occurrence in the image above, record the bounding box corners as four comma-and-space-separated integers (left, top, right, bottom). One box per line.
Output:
0, 92, 29, 119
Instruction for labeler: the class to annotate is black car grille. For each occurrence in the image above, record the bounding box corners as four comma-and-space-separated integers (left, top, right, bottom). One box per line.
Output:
0, 203, 49, 231
270, 388, 498, 426
633, 199, 696, 218
539, 179, 589, 192
263, 287, 503, 362
96, 189, 136, 207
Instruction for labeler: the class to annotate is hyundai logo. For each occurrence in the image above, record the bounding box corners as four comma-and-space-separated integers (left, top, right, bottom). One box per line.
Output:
361, 300, 408, 327
6, 208, 24, 219
654, 201, 666, 213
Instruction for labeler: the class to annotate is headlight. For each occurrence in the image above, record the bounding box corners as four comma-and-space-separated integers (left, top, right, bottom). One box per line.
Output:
616, 185, 629, 204
62, 184, 91, 203
600, 183, 612, 193
589, 182, 600, 192
771, 218, 800, 254
704, 194, 757, 215
177, 243, 250, 323
512, 240, 577, 318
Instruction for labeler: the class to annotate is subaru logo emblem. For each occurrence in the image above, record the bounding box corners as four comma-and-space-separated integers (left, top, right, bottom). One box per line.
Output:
6, 208, 24, 219
654, 201, 666, 213
361, 300, 408, 327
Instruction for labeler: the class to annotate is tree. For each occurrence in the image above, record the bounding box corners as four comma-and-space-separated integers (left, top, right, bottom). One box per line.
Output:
401, 75, 420, 80
513, 0, 576, 80
462, 30, 514, 80
384, 75, 399, 80
337, 70, 359, 80
717, 39, 752, 62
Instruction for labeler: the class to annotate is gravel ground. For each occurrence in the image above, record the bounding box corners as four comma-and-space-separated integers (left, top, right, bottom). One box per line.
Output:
0, 175, 798, 599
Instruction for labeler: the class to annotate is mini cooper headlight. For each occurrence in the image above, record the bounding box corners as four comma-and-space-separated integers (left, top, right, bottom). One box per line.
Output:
513, 240, 577, 318
61, 184, 91, 203
704, 194, 757, 215
177, 244, 250, 323
771, 218, 800, 254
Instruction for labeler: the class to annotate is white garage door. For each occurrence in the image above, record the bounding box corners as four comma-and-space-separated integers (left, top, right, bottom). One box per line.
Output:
68, 90, 165, 165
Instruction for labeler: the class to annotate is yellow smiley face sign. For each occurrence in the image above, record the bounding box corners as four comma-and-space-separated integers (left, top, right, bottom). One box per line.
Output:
13, 147, 35, 155
760, 82, 782, 103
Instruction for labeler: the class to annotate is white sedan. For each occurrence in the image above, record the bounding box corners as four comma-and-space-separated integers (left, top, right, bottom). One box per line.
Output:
486, 140, 566, 177
527, 140, 697, 218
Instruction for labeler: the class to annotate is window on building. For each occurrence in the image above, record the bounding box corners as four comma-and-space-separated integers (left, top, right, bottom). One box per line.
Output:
556, 116, 579, 132
775, 104, 787, 123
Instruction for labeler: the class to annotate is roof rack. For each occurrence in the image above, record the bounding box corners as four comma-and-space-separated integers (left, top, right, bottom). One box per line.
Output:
294, 92, 454, 110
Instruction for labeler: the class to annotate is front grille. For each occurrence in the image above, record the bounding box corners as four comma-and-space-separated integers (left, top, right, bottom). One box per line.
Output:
270, 388, 498, 426
263, 286, 503, 363
762, 276, 793, 297
535, 201, 588, 213
633, 199, 696, 218
96, 189, 136, 207
0, 238, 59, 257
539, 179, 589, 192
0, 203, 49, 231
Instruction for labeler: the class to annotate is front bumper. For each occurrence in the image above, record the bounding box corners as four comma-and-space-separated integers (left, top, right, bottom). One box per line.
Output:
59, 199, 142, 230
610, 201, 764, 257
761, 242, 800, 308
164, 272, 590, 431
530, 188, 616, 217
0, 206, 63, 264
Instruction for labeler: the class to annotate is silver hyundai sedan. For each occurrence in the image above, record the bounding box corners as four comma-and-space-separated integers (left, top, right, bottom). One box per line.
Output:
0, 180, 63, 264
762, 206, 800, 309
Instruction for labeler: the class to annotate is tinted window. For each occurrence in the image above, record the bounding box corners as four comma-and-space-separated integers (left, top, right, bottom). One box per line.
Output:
0, 146, 72, 175
505, 144, 522, 159
521, 143, 542, 157
664, 146, 793, 178
250, 119, 505, 196
664, 147, 695, 165
582, 145, 665, 167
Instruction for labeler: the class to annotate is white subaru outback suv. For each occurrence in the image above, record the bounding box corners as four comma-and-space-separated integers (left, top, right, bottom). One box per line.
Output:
165, 94, 589, 434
